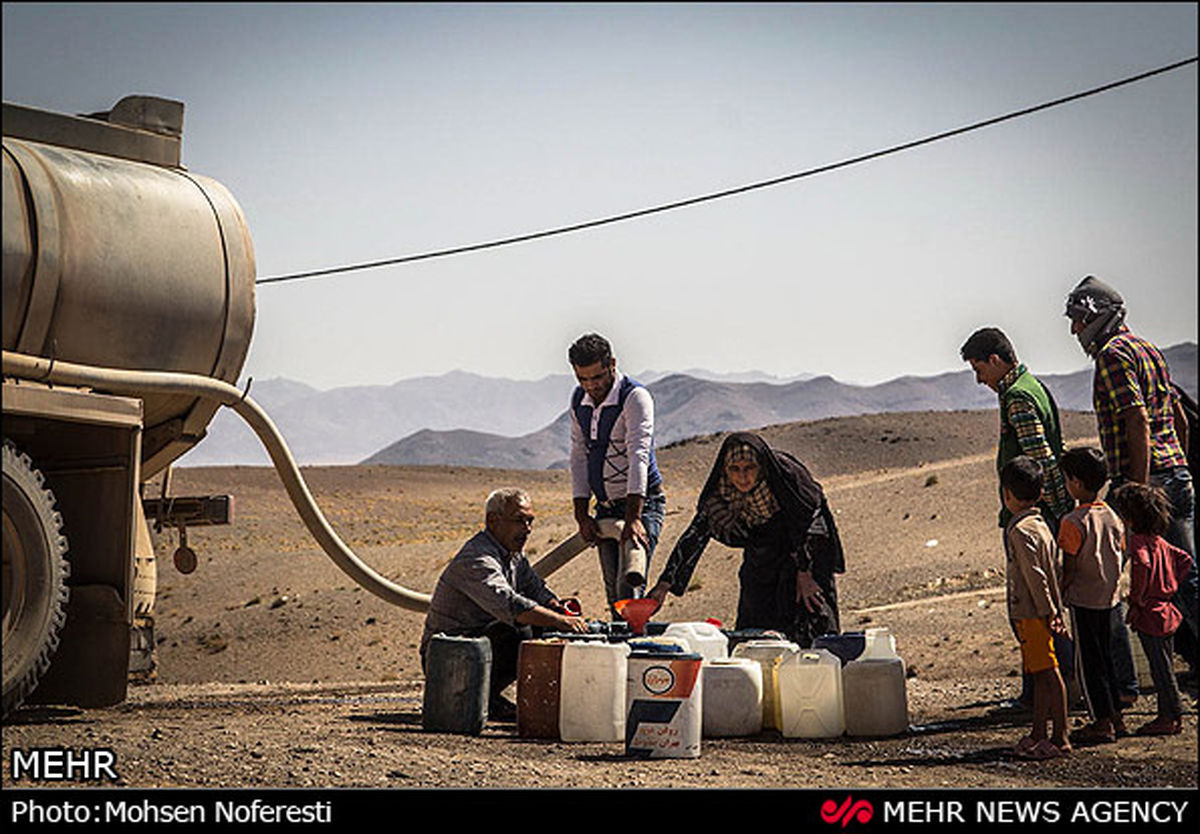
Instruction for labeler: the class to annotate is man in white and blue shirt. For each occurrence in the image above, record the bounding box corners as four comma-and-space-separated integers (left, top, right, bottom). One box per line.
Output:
567, 333, 666, 617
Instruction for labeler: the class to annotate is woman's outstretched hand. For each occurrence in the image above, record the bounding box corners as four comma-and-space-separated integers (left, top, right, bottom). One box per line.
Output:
647, 581, 671, 610
796, 570, 824, 613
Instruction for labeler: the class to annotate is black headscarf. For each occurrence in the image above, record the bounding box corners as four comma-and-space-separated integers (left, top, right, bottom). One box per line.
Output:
695, 432, 825, 551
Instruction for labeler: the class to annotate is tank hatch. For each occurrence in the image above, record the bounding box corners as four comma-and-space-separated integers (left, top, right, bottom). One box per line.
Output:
2, 95, 183, 168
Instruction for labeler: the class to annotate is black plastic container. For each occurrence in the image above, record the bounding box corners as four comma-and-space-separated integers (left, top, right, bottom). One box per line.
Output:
422, 634, 492, 735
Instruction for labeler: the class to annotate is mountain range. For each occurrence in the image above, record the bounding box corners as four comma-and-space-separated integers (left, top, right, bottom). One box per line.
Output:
178, 342, 1196, 469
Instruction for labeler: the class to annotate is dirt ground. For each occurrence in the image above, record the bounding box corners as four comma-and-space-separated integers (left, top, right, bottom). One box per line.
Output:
3, 410, 1196, 791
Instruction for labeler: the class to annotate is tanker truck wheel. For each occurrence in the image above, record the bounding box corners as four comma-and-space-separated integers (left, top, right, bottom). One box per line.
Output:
2, 441, 70, 719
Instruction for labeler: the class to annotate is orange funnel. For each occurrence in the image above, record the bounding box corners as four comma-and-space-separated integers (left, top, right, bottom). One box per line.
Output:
613, 597, 659, 635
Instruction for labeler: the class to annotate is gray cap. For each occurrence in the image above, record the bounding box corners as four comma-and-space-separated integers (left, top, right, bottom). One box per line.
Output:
1065, 276, 1126, 357
1064, 275, 1124, 322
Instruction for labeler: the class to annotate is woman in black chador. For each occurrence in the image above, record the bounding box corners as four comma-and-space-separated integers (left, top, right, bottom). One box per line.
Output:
647, 432, 845, 646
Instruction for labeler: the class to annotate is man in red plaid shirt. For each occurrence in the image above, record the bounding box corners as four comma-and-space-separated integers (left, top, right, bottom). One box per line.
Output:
1065, 275, 1196, 675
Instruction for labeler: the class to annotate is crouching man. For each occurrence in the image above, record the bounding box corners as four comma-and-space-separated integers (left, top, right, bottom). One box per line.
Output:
420, 488, 588, 721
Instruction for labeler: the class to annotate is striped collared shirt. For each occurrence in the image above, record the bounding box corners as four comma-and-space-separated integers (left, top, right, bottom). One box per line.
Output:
1092, 329, 1187, 478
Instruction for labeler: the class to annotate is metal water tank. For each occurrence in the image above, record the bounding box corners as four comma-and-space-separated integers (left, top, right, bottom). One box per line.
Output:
2, 95, 255, 477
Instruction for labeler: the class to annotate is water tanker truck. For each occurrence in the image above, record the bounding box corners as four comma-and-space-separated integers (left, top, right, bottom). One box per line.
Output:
1, 95, 612, 719
2, 94, 259, 716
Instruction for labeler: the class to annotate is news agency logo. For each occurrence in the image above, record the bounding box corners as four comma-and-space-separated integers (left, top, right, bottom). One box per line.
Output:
821, 796, 874, 828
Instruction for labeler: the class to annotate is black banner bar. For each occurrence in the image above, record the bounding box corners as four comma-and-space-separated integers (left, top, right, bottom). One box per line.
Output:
4, 787, 1196, 830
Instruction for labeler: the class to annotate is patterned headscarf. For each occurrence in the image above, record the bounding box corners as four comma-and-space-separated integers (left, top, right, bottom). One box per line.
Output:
702, 442, 780, 537
698, 433, 822, 546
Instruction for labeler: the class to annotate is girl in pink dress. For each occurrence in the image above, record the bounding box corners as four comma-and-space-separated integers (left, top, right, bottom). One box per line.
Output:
1110, 483, 1194, 736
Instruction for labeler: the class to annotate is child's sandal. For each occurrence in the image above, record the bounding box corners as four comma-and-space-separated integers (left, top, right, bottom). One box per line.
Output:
1024, 739, 1066, 760
1071, 722, 1116, 744
1013, 735, 1039, 756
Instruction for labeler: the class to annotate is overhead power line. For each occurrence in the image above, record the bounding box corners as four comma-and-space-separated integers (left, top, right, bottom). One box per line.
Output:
257, 55, 1197, 287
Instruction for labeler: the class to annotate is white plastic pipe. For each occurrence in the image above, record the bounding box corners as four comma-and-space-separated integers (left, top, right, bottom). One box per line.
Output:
3, 350, 433, 611
529, 519, 645, 577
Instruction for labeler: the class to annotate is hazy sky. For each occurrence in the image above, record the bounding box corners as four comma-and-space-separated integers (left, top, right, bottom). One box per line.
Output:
3, 3, 1196, 390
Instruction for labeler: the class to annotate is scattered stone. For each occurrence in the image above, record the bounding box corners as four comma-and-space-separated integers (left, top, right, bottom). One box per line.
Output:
198, 633, 227, 654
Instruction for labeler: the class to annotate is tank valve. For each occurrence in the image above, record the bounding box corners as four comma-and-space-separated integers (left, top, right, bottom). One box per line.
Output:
173, 525, 197, 574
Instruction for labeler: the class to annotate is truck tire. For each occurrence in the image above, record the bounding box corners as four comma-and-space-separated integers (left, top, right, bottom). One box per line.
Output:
2, 441, 70, 719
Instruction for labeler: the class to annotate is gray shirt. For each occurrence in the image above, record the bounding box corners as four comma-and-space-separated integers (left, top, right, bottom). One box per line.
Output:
420, 529, 557, 655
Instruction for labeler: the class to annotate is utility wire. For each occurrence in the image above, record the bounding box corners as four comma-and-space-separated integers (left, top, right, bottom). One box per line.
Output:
257, 55, 1197, 286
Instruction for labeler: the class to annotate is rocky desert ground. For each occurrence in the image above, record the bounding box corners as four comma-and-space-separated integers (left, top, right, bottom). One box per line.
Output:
3, 410, 1196, 796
